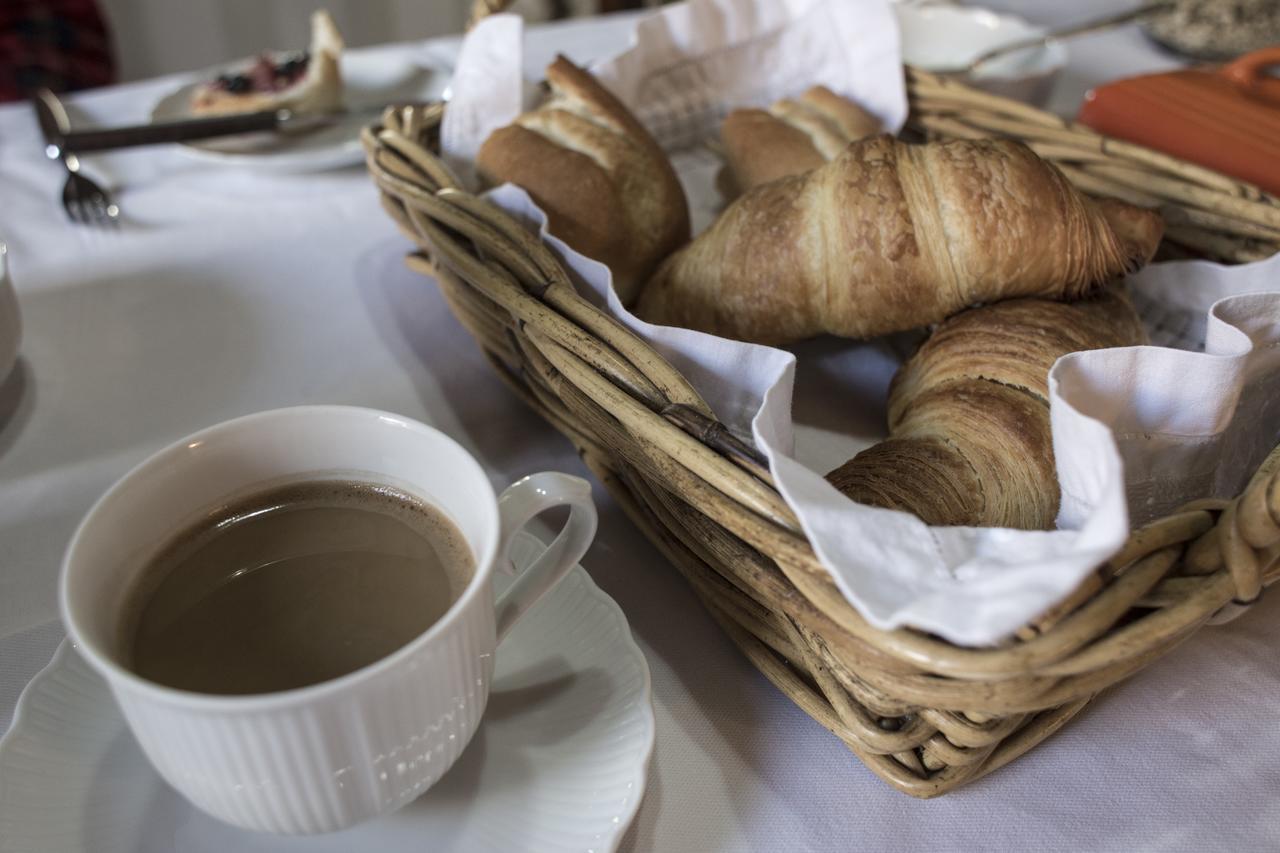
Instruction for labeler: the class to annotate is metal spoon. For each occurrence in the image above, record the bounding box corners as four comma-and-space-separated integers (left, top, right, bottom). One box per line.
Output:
933, 1, 1177, 77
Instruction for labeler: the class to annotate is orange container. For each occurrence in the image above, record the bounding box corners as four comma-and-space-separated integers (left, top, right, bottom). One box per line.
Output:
1079, 47, 1280, 195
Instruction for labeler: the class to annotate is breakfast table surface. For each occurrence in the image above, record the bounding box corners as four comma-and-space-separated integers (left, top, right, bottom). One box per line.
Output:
1, 3, 1278, 851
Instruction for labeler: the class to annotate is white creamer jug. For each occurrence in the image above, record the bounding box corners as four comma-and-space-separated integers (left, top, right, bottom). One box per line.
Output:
0, 243, 19, 383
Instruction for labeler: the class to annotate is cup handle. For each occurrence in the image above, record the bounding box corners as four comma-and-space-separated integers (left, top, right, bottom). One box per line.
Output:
493, 472, 597, 641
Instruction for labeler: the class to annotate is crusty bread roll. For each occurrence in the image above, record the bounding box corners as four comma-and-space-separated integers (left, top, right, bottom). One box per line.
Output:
476, 56, 690, 305
720, 86, 881, 194
638, 135, 1164, 345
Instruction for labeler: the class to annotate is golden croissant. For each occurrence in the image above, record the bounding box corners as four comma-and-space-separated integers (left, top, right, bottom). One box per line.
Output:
827, 289, 1148, 529
637, 135, 1163, 344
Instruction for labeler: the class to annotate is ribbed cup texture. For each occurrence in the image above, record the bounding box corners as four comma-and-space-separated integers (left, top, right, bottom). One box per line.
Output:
112, 578, 496, 835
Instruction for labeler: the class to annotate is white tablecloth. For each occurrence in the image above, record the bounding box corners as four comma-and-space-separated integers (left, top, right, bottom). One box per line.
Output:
1, 6, 1277, 851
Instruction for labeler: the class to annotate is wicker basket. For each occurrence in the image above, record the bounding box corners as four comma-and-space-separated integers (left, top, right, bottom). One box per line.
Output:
363, 9, 1280, 797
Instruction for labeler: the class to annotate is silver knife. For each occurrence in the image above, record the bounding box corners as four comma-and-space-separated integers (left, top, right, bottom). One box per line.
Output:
39, 101, 413, 155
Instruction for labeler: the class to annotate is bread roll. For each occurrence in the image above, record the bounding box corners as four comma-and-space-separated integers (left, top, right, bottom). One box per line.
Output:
721, 86, 881, 193
476, 56, 689, 305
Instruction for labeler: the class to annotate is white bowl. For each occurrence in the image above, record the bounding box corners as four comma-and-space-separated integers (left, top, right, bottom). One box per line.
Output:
0, 244, 20, 384
894, 4, 1067, 106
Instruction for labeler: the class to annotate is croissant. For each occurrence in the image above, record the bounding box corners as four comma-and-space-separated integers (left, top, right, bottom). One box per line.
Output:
826, 289, 1148, 529
637, 135, 1163, 345
721, 86, 881, 193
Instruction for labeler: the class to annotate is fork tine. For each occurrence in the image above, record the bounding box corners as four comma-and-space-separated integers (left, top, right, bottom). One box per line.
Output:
96, 196, 121, 229
60, 170, 121, 228
88, 179, 118, 227
63, 176, 84, 224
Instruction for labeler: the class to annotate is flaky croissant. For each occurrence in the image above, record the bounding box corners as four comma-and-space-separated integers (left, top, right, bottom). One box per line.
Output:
637, 135, 1163, 344
826, 289, 1148, 529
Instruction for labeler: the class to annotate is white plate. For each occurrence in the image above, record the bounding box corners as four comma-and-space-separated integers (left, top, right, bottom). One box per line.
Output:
151, 53, 449, 173
0, 531, 653, 853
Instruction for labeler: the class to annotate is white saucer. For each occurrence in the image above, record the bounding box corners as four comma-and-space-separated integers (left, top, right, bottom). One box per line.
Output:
0, 531, 653, 853
150, 53, 449, 173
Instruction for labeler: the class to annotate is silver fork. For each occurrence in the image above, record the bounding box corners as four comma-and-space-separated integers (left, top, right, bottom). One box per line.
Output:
33, 89, 121, 228
58, 152, 120, 227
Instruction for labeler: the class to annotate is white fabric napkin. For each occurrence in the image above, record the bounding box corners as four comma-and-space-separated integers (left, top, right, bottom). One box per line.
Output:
442, 0, 908, 160
437, 0, 1280, 645
438, 13, 524, 185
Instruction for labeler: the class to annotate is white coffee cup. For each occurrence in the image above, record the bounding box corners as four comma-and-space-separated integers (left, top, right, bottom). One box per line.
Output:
0, 243, 20, 383
60, 405, 597, 835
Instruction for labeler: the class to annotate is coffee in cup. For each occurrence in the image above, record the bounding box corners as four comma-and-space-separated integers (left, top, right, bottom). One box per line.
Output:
122, 480, 475, 695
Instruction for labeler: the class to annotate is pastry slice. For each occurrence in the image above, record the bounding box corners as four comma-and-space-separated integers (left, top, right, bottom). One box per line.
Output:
189, 10, 344, 116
